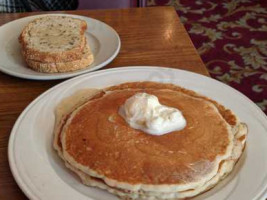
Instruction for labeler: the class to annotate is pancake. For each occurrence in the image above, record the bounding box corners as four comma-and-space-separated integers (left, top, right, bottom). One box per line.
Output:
56, 124, 246, 200
53, 81, 247, 199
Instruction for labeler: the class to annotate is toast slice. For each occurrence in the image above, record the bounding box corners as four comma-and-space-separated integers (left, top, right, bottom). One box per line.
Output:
19, 16, 87, 63
24, 44, 94, 73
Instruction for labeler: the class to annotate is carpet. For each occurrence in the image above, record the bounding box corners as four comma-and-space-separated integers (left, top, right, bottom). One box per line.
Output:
147, 0, 267, 115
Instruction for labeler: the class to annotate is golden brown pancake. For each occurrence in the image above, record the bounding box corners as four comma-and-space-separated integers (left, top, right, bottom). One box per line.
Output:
53, 81, 247, 199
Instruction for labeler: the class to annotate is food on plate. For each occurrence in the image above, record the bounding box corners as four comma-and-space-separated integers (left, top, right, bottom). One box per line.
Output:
19, 16, 94, 73
53, 81, 247, 199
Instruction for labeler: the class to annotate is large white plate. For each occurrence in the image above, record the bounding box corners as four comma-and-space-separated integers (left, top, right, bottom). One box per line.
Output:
8, 67, 267, 200
0, 14, 120, 80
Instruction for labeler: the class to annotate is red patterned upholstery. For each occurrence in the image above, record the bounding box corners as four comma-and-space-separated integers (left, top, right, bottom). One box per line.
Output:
147, 0, 267, 114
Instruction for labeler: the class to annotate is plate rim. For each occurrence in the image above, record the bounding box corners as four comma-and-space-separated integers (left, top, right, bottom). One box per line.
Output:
0, 13, 121, 80
8, 66, 267, 200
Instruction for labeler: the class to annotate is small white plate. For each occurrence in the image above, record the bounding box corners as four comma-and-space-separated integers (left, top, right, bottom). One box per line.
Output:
8, 67, 267, 200
0, 14, 120, 80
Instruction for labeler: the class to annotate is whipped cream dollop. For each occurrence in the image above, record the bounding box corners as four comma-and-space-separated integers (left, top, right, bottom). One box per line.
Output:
119, 93, 186, 135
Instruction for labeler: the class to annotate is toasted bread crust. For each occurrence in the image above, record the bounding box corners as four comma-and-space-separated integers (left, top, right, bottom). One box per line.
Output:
19, 16, 87, 63
22, 36, 87, 63
24, 44, 94, 73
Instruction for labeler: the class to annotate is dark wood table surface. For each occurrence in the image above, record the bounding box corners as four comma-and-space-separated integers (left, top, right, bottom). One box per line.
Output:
0, 7, 209, 199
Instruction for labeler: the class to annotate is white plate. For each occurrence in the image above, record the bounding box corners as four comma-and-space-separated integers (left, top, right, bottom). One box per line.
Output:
0, 14, 120, 80
8, 67, 267, 200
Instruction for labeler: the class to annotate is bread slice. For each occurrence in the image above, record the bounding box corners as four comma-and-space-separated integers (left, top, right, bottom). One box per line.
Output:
24, 44, 94, 73
19, 16, 87, 63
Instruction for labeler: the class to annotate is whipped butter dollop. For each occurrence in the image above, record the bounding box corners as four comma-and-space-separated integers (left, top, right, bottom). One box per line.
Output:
119, 93, 186, 135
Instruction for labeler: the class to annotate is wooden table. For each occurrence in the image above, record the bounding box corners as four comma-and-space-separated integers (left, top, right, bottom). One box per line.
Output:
0, 7, 208, 199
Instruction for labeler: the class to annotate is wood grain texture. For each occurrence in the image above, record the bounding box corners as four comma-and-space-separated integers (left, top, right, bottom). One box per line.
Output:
0, 7, 209, 199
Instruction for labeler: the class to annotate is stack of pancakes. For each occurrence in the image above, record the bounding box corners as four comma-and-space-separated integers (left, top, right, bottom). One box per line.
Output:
53, 82, 247, 199
19, 16, 94, 73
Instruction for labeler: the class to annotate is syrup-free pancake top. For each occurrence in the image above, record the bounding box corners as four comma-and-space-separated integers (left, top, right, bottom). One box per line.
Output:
59, 82, 238, 186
